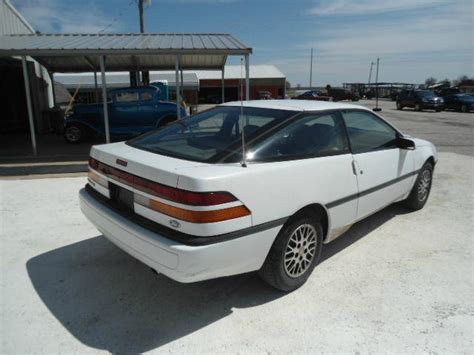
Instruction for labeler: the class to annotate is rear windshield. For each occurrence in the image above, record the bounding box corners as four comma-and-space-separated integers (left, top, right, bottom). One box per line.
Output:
127, 106, 298, 163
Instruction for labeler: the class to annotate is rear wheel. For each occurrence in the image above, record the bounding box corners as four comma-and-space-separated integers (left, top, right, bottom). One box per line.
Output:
396, 102, 403, 110
415, 103, 422, 111
461, 104, 468, 113
64, 124, 85, 143
403, 162, 433, 210
259, 213, 323, 291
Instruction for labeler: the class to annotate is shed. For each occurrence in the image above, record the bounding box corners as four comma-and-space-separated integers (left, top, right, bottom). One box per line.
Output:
0, 33, 252, 155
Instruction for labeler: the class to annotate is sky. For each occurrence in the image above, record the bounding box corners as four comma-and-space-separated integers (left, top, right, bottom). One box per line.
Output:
11, 0, 474, 86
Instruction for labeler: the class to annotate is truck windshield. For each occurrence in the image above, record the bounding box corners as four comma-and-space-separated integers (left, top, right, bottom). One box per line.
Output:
127, 106, 298, 163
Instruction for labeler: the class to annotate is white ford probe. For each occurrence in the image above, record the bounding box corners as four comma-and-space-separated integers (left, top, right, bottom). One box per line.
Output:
80, 100, 437, 291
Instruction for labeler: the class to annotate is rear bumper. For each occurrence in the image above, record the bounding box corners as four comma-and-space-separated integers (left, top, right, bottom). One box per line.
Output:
79, 188, 280, 283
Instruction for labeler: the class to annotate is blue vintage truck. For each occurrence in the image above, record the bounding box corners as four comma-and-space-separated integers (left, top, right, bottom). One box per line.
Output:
64, 86, 186, 143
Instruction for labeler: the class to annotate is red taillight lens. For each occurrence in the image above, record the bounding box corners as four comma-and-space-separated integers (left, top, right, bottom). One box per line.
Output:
88, 157, 239, 206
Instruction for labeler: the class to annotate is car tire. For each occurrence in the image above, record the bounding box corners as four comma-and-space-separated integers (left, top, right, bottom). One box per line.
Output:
259, 213, 323, 291
403, 161, 433, 211
415, 103, 422, 111
64, 124, 85, 143
435, 108, 442, 112
396, 102, 403, 110
461, 104, 468, 113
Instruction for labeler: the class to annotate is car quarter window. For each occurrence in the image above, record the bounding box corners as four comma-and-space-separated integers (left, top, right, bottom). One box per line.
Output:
140, 91, 153, 102
115, 91, 139, 103
342, 110, 398, 154
249, 112, 349, 161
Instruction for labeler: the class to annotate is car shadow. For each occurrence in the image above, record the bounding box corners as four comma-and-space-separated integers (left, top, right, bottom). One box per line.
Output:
26, 203, 410, 353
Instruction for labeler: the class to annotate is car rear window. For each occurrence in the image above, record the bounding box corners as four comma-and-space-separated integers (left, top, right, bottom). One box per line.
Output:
127, 106, 298, 163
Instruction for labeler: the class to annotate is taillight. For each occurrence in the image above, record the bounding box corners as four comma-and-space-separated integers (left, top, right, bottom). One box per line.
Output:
136, 195, 251, 223
133, 176, 237, 206
88, 157, 238, 206
88, 157, 251, 223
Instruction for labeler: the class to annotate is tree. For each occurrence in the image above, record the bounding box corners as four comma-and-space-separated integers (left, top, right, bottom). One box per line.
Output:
425, 77, 437, 87
440, 78, 451, 87
285, 81, 291, 90
453, 75, 474, 87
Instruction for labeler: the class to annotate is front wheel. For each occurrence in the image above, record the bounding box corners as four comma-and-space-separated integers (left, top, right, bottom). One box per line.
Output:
415, 103, 422, 111
461, 104, 469, 113
64, 124, 85, 143
403, 162, 433, 210
259, 214, 323, 291
396, 102, 403, 110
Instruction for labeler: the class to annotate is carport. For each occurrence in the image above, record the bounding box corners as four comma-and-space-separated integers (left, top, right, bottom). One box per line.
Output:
0, 33, 252, 155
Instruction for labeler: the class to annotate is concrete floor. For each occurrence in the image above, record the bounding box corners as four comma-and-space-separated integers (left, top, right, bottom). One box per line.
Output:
1, 103, 473, 353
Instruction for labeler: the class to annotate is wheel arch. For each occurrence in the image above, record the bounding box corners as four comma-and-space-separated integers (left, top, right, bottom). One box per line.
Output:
288, 203, 330, 242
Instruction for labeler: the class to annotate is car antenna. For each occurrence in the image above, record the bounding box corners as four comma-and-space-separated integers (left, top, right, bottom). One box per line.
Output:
240, 57, 247, 168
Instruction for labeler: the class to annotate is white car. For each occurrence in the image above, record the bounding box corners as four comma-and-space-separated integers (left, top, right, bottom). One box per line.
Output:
80, 100, 437, 291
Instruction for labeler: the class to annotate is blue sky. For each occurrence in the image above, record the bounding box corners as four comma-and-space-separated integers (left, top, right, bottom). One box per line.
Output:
12, 0, 473, 86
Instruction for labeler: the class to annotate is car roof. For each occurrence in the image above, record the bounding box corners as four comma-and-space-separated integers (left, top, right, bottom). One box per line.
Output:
220, 99, 370, 112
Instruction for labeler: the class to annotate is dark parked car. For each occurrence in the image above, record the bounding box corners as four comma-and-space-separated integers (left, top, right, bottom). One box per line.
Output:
293, 90, 332, 101
327, 88, 359, 102
396, 90, 444, 112
443, 94, 474, 113
64, 87, 186, 143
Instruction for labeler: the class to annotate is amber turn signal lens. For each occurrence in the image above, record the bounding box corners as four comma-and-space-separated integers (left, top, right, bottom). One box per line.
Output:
88, 170, 108, 187
146, 199, 251, 223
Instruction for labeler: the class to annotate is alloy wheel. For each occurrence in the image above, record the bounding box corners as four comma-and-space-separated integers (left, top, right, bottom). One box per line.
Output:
284, 224, 317, 278
417, 169, 432, 202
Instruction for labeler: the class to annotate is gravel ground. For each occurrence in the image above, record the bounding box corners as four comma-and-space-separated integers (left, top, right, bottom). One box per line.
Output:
1, 101, 473, 353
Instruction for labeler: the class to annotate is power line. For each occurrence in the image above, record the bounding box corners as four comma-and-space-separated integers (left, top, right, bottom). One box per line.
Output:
98, 0, 137, 34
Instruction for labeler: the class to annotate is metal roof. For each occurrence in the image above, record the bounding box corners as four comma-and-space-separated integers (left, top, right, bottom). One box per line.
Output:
0, 33, 252, 72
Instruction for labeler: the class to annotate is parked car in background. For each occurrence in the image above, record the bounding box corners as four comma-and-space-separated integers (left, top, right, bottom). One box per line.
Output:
443, 94, 474, 113
81, 100, 437, 291
258, 91, 273, 100
396, 90, 444, 112
293, 90, 332, 101
327, 88, 359, 102
64, 87, 186, 143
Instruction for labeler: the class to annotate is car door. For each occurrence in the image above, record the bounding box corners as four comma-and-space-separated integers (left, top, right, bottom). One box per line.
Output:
249, 111, 359, 236
341, 110, 415, 220
138, 90, 160, 133
405, 91, 415, 107
112, 90, 140, 134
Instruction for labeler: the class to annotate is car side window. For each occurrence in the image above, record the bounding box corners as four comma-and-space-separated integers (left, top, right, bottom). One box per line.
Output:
140, 91, 153, 102
115, 91, 139, 103
249, 112, 349, 161
342, 111, 398, 154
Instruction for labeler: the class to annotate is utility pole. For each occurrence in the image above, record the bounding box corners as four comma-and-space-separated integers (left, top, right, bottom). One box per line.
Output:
368, 61, 374, 86
139, 0, 149, 85
309, 48, 313, 89
373, 58, 381, 112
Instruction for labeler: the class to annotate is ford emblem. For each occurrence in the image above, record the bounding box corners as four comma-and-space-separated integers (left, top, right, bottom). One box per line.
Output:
169, 220, 180, 228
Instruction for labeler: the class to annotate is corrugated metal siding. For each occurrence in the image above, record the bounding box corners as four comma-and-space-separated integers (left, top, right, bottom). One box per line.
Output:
0, 0, 34, 35
55, 72, 200, 89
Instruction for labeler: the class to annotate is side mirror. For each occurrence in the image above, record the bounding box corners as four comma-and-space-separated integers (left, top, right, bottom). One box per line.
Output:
397, 137, 415, 150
